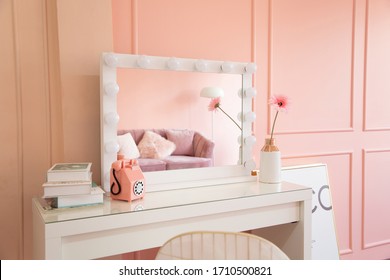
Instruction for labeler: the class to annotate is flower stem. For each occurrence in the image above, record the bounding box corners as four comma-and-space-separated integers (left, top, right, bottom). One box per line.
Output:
270, 110, 279, 140
217, 106, 242, 131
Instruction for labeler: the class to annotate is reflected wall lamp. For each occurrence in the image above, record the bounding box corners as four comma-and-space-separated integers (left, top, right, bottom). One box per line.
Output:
200, 86, 224, 99
200, 87, 242, 131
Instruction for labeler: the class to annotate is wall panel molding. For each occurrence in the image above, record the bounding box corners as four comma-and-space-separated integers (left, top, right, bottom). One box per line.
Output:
363, 0, 390, 131
44, 0, 64, 164
11, 0, 24, 260
250, 0, 256, 64
362, 148, 390, 249
267, 0, 355, 135
273, 128, 354, 136
131, 0, 138, 54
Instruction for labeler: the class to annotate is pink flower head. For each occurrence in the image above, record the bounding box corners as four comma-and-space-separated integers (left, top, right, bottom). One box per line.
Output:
208, 97, 221, 112
269, 95, 290, 113
269, 94, 291, 140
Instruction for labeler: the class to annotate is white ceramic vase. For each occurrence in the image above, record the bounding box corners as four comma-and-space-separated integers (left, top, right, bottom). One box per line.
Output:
258, 138, 281, 184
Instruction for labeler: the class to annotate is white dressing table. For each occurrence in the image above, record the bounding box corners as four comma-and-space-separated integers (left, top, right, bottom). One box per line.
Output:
32, 178, 311, 260
30, 54, 313, 260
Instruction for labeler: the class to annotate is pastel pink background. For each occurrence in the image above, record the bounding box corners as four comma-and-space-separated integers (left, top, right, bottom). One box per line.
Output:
116, 69, 242, 166
1, 0, 389, 260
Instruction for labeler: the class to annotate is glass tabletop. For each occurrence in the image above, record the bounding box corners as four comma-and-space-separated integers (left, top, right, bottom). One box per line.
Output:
34, 180, 309, 224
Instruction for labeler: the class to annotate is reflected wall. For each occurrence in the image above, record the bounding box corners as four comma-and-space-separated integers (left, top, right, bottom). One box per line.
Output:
117, 69, 242, 167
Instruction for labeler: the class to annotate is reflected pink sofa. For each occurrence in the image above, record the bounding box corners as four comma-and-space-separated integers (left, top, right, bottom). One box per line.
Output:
117, 129, 215, 172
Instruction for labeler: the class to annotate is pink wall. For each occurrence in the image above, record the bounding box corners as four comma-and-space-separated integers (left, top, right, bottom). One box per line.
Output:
256, 0, 390, 260
116, 69, 242, 166
113, 0, 251, 167
113, 0, 390, 260
1, 0, 389, 260
0, 0, 113, 259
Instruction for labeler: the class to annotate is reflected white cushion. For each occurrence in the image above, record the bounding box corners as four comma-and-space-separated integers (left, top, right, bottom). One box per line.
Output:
117, 133, 140, 159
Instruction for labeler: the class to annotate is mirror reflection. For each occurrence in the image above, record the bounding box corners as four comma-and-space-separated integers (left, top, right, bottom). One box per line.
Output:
116, 68, 243, 172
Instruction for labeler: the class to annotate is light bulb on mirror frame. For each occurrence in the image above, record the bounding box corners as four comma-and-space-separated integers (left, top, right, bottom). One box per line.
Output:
237, 111, 256, 123
104, 112, 120, 126
105, 141, 119, 153
245, 62, 257, 74
244, 135, 256, 146
244, 87, 257, 98
195, 59, 207, 72
167, 57, 180, 70
238, 87, 257, 98
221, 61, 233, 73
137, 55, 151, 68
104, 53, 118, 68
237, 111, 256, 122
244, 111, 256, 123
104, 82, 119, 97
237, 135, 256, 146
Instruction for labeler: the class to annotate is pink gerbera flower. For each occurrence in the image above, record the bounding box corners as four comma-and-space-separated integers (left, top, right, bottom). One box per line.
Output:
269, 95, 291, 140
269, 95, 290, 113
207, 97, 242, 130
208, 97, 221, 112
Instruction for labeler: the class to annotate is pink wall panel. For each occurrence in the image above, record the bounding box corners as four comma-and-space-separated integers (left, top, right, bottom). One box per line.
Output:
257, 0, 390, 259
112, 0, 133, 53
269, 0, 354, 134
0, 0, 24, 259
136, 0, 252, 61
364, 0, 390, 131
363, 149, 390, 249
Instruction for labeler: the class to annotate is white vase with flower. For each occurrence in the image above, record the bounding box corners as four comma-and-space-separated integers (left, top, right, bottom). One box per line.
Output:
258, 95, 290, 184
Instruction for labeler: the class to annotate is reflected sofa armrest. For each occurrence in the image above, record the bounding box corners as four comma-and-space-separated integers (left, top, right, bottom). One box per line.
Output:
193, 132, 215, 159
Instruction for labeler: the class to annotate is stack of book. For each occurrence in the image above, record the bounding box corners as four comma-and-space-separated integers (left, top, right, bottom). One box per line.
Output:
42, 162, 104, 208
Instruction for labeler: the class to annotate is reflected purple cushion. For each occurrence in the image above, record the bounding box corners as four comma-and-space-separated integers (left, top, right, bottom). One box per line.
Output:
166, 129, 195, 156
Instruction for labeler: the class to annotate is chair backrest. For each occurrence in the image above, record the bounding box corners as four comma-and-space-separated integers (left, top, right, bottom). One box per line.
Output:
155, 231, 290, 260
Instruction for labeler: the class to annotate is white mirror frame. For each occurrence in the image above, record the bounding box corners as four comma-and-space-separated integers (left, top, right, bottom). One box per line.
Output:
100, 53, 257, 192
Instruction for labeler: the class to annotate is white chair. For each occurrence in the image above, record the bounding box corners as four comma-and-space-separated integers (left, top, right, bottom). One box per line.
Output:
155, 231, 290, 260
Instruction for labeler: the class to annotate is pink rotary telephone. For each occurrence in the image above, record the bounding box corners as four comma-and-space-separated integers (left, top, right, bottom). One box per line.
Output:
110, 157, 145, 202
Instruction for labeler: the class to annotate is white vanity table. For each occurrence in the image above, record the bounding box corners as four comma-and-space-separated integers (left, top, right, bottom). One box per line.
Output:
32, 53, 311, 260
32, 178, 311, 260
